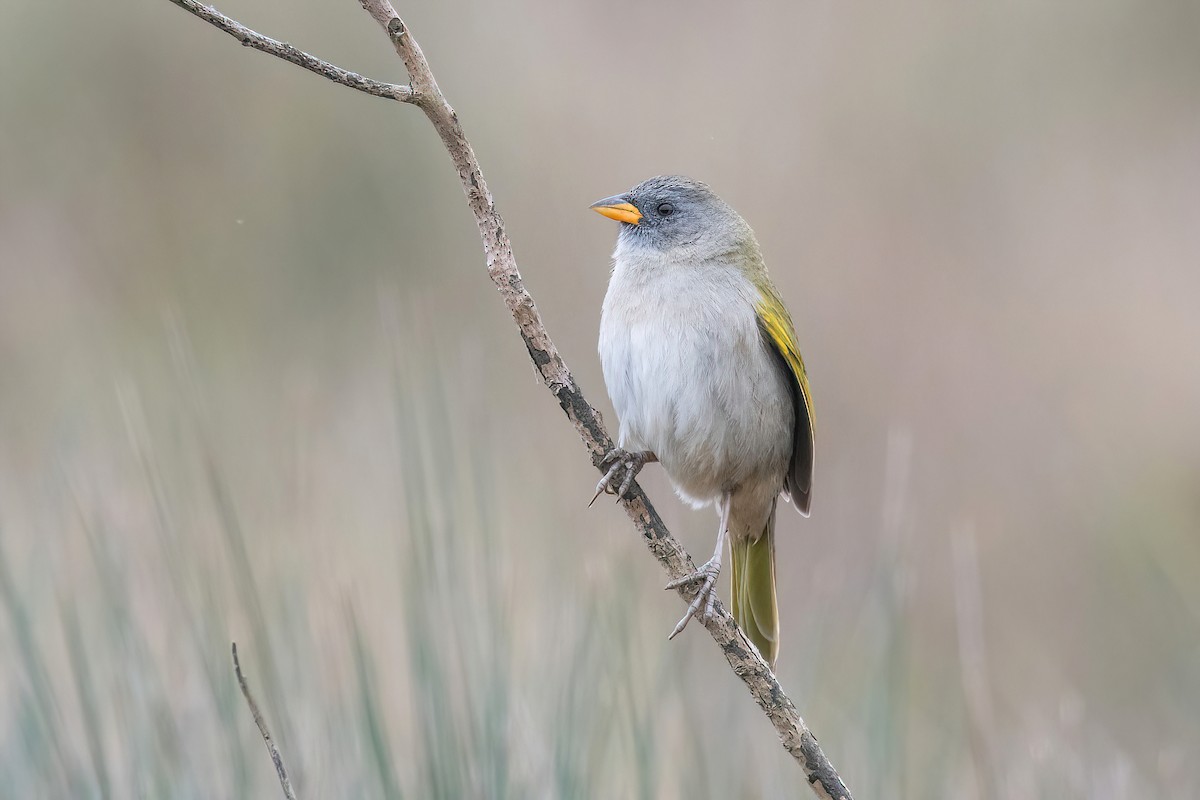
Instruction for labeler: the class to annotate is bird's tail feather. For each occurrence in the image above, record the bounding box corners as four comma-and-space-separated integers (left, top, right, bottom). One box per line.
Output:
729, 504, 780, 669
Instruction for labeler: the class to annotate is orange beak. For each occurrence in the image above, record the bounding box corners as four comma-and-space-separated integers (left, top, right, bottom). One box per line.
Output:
590, 195, 642, 225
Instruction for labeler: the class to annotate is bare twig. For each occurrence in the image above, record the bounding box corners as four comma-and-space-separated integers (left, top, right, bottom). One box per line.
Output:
165, 0, 412, 102
231, 643, 299, 800
165, 4, 853, 797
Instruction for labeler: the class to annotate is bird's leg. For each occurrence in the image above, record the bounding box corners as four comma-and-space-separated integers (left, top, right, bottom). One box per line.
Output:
589, 448, 657, 506
665, 492, 731, 639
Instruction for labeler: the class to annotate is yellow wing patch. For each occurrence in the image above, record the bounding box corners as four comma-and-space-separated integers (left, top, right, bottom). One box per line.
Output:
756, 286, 815, 512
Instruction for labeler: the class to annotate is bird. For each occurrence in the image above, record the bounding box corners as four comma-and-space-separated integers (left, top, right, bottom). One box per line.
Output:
589, 175, 814, 669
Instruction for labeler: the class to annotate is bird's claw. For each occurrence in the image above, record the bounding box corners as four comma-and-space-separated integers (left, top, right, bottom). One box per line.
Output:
665, 558, 721, 639
589, 448, 648, 507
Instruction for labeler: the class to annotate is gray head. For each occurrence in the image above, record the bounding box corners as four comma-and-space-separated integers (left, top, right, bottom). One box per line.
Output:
590, 175, 753, 256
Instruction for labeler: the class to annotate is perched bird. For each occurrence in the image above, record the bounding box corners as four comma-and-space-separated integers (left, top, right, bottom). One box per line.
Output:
590, 176, 814, 668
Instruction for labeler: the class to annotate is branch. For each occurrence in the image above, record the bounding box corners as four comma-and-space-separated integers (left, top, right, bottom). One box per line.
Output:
165, 0, 412, 103
232, 643, 299, 800
166, 4, 853, 797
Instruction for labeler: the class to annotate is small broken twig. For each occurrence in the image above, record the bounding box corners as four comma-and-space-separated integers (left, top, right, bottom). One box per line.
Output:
232, 643, 298, 800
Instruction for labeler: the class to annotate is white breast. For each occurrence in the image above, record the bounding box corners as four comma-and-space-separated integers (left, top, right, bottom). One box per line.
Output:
598, 240, 793, 509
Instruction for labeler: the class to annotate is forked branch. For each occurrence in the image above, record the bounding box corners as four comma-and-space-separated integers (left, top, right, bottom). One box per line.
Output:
165, 3, 853, 797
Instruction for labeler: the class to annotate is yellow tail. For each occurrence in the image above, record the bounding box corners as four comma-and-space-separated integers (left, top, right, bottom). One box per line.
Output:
729, 505, 780, 669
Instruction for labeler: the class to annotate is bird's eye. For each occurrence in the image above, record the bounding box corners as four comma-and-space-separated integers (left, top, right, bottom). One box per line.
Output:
657, 202, 675, 217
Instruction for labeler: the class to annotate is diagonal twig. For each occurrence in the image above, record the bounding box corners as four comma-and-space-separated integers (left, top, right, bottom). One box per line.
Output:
166, 0, 412, 102
232, 643, 299, 800
165, 3, 854, 797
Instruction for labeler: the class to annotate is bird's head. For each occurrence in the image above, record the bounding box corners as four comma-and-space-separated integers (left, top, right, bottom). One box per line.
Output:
590, 175, 754, 259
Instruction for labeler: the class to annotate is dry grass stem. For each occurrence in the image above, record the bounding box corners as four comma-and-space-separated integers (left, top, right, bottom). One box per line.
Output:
231, 643, 299, 800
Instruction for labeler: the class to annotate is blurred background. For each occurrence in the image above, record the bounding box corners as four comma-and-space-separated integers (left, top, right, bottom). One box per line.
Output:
2, 0, 1198, 797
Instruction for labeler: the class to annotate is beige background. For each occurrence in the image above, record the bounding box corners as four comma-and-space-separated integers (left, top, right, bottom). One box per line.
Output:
1, 1, 1198, 797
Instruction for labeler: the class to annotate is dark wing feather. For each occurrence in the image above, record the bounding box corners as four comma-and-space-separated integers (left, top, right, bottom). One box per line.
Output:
755, 286, 815, 515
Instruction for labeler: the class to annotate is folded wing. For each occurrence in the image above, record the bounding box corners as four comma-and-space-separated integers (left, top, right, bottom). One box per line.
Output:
755, 286, 815, 515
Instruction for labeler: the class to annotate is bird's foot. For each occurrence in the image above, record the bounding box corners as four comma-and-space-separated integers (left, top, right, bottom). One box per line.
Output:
589, 448, 651, 506
665, 558, 721, 639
